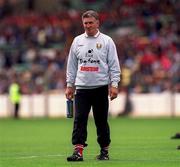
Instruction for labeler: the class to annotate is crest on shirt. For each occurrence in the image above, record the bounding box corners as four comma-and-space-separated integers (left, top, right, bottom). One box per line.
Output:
96, 43, 102, 49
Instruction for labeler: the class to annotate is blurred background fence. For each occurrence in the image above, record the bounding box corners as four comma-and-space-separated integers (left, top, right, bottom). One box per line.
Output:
0, 92, 180, 117
0, 0, 179, 117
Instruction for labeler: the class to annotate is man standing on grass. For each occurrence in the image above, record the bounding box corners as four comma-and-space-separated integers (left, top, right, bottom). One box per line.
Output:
65, 10, 121, 161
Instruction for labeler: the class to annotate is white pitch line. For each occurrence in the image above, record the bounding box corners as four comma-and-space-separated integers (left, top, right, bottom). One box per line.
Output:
15, 154, 65, 159
2, 153, 98, 160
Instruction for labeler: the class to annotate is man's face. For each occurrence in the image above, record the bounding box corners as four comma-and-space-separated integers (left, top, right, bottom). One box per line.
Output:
82, 16, 99, 36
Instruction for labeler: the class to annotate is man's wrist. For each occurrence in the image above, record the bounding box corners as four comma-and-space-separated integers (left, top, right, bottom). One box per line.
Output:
111, 82, 118, 88
67, 83, 74, 88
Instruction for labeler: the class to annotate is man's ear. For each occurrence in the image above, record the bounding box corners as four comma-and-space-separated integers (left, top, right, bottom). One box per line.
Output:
97, 20, 100, 27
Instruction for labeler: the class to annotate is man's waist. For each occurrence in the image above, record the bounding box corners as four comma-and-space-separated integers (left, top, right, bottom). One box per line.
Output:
76, 84, 108, 89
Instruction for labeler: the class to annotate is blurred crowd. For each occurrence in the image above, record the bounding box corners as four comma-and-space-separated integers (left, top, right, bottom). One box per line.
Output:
0, 0, 179, 94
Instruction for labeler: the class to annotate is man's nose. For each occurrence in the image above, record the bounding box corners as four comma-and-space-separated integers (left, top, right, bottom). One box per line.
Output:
86, 23, 91, 27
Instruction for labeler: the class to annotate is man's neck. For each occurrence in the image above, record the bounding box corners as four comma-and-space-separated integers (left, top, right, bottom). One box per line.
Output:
85, 30, 100, 37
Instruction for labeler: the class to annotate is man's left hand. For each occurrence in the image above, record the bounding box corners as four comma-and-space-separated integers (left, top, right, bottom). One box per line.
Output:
109, 86, 118, 101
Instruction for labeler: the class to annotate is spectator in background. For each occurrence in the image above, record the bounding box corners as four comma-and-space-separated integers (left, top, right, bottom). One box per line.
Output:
9, 77, 21, 119
0, 0, 179, 94
118, 64, 133, 116
65, 10, 121, 161
0, 0, 13, 19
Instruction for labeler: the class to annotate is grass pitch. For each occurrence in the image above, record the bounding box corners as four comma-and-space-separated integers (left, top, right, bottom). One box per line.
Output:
0, 117, 180, 167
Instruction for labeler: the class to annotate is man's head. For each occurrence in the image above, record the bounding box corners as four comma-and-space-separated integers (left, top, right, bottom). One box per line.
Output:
82, 10, 99, 36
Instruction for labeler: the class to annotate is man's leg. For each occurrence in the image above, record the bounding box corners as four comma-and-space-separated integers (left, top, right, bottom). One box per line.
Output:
14, 103, 19, 119
67, 89, 91, 161
92, 86, 110, 160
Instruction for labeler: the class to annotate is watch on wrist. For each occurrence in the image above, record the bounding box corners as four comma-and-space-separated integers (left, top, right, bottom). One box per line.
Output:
111, 82, 118, 88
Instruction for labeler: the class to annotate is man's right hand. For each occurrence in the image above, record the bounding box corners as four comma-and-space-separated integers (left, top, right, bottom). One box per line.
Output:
65, 87, 74, 100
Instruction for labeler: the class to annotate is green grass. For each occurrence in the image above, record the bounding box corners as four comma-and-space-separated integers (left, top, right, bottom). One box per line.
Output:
0, 117, 180, 167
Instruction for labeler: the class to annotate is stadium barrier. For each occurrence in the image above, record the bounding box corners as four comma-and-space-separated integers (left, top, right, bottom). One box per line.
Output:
0, 92, 180, 118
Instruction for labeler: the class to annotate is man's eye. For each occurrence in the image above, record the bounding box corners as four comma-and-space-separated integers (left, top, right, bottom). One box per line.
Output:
85, 22, 93, 24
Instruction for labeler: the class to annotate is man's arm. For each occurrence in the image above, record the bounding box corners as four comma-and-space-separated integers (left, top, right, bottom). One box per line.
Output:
66, 39, 78, 99
107, 38, 121, 100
